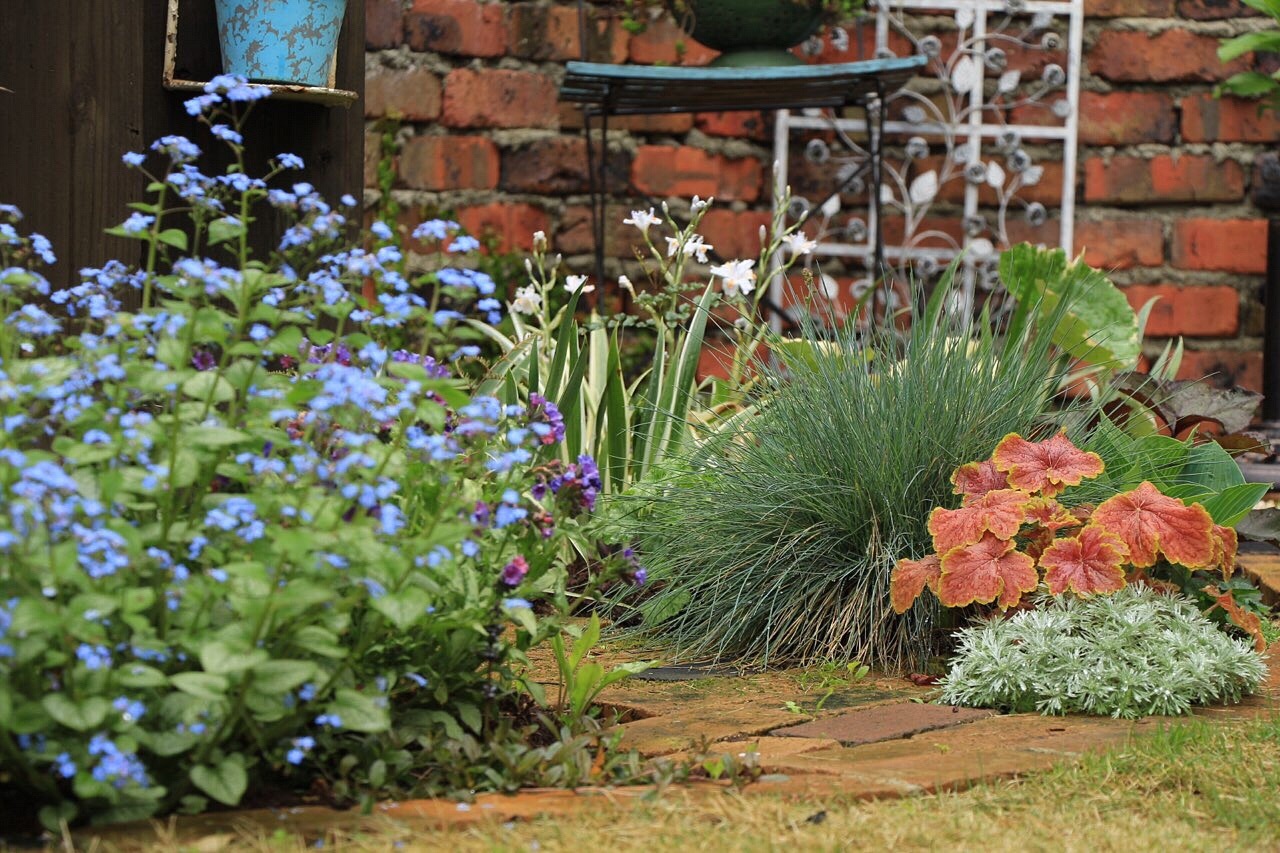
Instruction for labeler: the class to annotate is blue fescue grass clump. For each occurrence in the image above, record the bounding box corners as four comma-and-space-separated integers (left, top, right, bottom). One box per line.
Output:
613, 293, 1087, 669
940, 586, 1268, 718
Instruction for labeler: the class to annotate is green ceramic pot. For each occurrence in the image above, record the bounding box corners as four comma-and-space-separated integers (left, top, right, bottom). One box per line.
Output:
678, 0, 824, 66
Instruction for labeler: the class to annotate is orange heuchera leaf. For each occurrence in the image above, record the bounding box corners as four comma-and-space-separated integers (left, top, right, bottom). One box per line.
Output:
951, 459, 1009, 503
1091, 481, 1215, 569
1039, 524, 1129, 597
1204, 585, 1267, 652
1212, 524, 1238, 579
890, 554, 942, 614
937, 533, 1038, 609
991, 431, 1104, 498
928, 489, 1035, 553
1024, 497, 1082, 533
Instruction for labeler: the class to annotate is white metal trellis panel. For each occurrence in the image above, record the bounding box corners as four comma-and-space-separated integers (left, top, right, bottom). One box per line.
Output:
772, 0, 1084, 311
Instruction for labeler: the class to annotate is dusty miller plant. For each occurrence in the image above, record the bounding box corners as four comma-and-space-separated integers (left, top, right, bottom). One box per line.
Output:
939, 585, 1267, 719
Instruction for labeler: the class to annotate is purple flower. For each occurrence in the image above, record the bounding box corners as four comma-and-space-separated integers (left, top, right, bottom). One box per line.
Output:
501, 555, 529, 586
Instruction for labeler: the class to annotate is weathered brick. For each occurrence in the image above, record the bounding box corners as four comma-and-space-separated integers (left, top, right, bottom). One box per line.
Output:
500, 137, 630, 195
366, 0, 404, 50
442, 69, 558, 129
628, 17, 718, 66
1181, 94, 1280, 143
1074, 219, 1165, 269
697, 209, 773, 260
558, 102, 694, 134
406, 0, 506, 58
364, 67, 442, 121
1084, 155, 1245, 204
1124, 284, 1239, 337
556, 205, 646, 257
695, 111, 771, 141
1176, 348, 1263, 391
1084, 0, 1174, 15
1088, 29, 1249, 83
631, 146, 763, 202
1079, 91, 1177, 146
1177, 0, 1264, 19
364, 129, 383, 189
457, 202, 550, 254
399, 135, 500, 190
508, 3, 628, 63
1172, 218, 1267, 273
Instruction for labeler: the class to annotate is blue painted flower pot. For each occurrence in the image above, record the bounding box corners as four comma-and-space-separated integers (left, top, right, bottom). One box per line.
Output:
214, 0, 347, 87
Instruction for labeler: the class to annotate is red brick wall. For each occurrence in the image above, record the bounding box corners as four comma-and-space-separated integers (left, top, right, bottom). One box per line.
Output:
364, 0, 1280, 391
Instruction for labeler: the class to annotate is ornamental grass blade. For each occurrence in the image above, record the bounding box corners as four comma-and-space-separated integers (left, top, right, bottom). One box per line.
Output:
600, 330, 630, 491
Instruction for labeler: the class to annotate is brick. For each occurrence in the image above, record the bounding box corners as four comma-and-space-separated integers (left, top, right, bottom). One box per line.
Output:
695, 111, 771, 141
556, 205, 646, 258
1078, 91, 1177, 146
628, 17, 719, 66
697, 209, 773, 260
1176, 348, 1263, 392
1177, 0, 1265, 19
558, 102, 694, 134
364, 67, 442, 121
366, 0, 404, 50
1084, 155, 1245, 204
398, 135, 500, 190
1181, 94, 1280, 143
1172, 218, 1267, 273
364, 129, 382, 189
1123, 284, 1239, 337
631, 146, 764, 202
405, 0, 506, 57
442, 69, 558, 130
499, 136, 630, 195
1074, 219, 1165, 270
1088, 29, 1249, 83
508, 3, 629, 63
456, 203, 550, 254
1084, 0, 1174, 14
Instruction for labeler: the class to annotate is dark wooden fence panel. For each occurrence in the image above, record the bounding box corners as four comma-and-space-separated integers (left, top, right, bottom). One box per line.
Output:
1, 0, 364, 288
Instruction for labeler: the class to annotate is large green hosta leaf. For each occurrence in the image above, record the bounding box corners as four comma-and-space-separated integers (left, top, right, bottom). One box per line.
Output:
999, 243, 1141, 369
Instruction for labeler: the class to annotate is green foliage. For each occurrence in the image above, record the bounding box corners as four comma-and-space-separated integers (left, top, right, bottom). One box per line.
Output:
611, 282, 1083, 668
999, 243, 1142, 370
1217, 0, 1280, 110
0, 83, 640, 829
1076, 418, 1269, 526
940, 586, 1267, 718
549, 614, 658, 732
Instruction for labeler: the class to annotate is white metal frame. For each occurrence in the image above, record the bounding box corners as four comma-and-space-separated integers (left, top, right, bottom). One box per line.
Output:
773, 0, 1084, 312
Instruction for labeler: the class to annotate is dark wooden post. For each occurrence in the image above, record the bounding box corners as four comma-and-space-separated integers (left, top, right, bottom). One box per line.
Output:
0, 0, 365, 287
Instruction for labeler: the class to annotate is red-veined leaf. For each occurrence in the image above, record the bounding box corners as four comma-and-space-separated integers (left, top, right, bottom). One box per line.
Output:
1024, 497, 1082, 533
928, 488, 1035, 553
952, 459, 1009, 503
1091, 481, 1215, 568
1024, 527, 1056, 562
991, 431, 1104, 497
1039, 524, 1129, 597
1203, 585, 1267, 652
890, 554, 942, 614
937, 533, 1038, 609
1212, 524, 1238, 579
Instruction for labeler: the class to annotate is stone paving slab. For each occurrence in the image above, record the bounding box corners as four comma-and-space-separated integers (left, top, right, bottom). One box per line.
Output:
1239, 552, 1280, 608
770, 702, 995, 745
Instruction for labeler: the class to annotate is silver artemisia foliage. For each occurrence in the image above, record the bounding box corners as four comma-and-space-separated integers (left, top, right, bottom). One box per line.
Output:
940, 585, 1267, 718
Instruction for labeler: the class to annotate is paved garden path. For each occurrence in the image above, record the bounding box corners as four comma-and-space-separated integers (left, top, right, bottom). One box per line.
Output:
91, 556, 1280, 846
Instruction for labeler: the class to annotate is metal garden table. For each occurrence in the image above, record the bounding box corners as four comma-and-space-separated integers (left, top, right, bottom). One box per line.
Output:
558, 56, 926, 289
